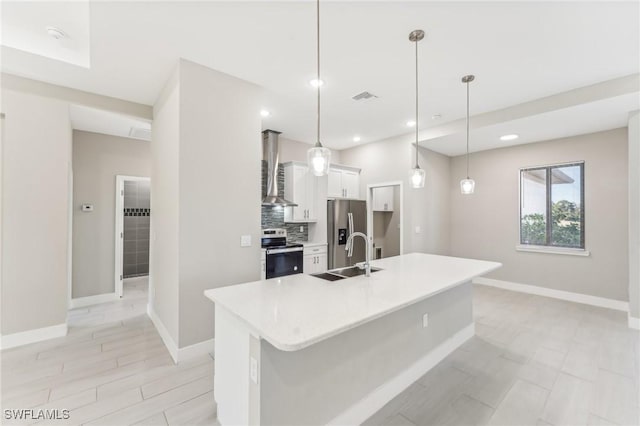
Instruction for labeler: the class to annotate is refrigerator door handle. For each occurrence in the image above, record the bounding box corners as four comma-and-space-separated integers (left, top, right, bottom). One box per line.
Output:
347, 212, 354, 257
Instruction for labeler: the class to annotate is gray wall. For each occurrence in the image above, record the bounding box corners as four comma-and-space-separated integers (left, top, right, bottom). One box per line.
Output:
629, 112, 640, 318
72, 130, 150, 297
1, 74, 150, 336
373, 185, 401, 258
450, 128, 629, 302
259, 282, 473, 425
340, 139, 451, 255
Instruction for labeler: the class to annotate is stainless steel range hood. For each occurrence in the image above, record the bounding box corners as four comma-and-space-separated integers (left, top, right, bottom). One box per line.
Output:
262, 129, 298, 207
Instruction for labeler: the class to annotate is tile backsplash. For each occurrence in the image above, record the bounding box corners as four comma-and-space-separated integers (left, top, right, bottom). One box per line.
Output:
261, 160, 308, 242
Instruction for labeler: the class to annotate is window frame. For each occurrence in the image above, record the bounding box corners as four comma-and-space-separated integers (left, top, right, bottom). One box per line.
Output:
519, 161, 585, 250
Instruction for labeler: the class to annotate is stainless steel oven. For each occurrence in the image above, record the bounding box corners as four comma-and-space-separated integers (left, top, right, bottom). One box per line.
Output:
262, 229, 303, 279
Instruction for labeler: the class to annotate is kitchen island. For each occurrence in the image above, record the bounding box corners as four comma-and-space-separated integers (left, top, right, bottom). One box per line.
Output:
204, 253, 501, 426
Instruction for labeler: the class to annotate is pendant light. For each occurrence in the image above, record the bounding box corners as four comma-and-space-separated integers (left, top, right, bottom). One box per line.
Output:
460, 74, 475, 195
408, 30, 425, 189
307, 0, 331, 176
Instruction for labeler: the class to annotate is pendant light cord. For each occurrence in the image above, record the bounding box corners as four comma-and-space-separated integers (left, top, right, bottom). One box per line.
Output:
414, 37, 419, 168
466, 80, 470, 179
316, 0, 321, 146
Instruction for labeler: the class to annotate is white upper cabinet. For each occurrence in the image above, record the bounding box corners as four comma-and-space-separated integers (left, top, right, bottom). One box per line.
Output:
284, 162, 317, 222
327, 165, 361, 199
372, 186, 394, 212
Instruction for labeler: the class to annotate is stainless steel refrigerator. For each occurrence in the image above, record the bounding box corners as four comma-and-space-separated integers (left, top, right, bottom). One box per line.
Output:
327, 199, 367, 269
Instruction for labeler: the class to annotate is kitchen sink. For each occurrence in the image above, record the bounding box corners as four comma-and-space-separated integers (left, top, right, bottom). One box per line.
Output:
311, 266, 383, 281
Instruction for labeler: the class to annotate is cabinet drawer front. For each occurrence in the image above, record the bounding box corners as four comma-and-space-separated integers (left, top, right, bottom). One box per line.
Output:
304, 246, 327, 255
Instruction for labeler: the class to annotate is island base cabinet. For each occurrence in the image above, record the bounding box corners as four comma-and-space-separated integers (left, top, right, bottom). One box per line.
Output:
213, 282, 474, 426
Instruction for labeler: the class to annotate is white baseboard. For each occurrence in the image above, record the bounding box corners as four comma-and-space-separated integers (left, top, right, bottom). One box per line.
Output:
473, 277, 629, 312
70, 292, 119, 309
146, 305, 215, 364
0, 323, 68, 350
327, 323, 475, 426
147, 304, 179, 363
629, 314, 640, 330
179, 338, 215, 361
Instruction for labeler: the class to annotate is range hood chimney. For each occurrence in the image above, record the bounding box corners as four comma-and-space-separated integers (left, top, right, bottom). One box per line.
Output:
262, 129, 297, 207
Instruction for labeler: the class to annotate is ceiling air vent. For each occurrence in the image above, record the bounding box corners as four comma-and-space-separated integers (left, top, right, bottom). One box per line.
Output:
352, 91, 378, 101
129, 127, 152, 141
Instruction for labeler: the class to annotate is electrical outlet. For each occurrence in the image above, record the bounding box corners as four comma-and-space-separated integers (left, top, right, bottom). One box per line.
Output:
250, 357, 259, 384
300, 226, 304, 232
240, 235, 252, 247
415, 226, 421, 234
422, 313, 429, 328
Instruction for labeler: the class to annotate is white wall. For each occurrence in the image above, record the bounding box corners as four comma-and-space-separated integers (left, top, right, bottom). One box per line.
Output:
1, 88, 71, 335
150, 67, 181, 345
278, 136, 341, 164
151, 59, 263, 350
72, 130, 151, 299
1, 74, 151, 338
177, 59, 263, 348
628, 112, 640, 319
450, 128, 629, 302
340, 138, 451, 255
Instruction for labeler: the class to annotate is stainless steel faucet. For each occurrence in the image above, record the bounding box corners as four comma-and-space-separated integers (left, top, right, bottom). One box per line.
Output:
345, 232, 371, 277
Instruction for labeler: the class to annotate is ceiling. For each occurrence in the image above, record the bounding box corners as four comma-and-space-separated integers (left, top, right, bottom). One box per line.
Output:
2, 1, 639, 154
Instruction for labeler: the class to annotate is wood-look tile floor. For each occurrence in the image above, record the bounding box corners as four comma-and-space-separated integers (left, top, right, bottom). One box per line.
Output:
2, 282, 638, 425
1, 278, 218, 426
363, 285, 640, 426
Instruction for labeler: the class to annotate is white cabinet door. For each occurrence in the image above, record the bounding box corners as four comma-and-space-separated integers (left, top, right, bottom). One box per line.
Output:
284, 163, 317, 222
305, 170, 318, 221
291, 165, 308, 221
328, 168, 360, 199
327, 169, 343, 198
303, 245, 327, 274
342, 171, 360, 199
303, 254, 316, 275
316, 253, 327, 273
372, 186, 394, 211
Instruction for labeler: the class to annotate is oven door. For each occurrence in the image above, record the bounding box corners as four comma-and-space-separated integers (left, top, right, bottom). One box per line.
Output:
266, 247, 303, 279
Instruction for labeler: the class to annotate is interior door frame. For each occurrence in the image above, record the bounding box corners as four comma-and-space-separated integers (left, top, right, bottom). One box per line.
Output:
366, 181, 404, 258
115, 175, 150, 298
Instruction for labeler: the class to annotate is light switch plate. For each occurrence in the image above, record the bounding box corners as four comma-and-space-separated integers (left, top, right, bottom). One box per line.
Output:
422, 313, 429, 328
240, 235, 252, 247
415, 226, 421, 234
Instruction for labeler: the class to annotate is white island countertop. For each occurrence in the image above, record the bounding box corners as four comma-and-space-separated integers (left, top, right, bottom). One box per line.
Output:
204, 253, 501, 352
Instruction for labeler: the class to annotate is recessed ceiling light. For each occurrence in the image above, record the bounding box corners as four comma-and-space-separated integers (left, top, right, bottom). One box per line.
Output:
432, 114, 441, 120
260, 110, 271, 117
406, 120, 416, 127
500, 134, 519, 141
45, 26, 67, 40
353, 136, 361, 142
309, 79, 324, 88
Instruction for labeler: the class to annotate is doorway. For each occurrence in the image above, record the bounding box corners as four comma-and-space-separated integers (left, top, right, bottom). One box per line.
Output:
115, 175, 151, 298
366, 182, 403, 259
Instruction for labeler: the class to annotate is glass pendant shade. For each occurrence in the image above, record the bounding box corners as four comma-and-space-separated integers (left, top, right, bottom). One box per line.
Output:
308, 143, 331, 176
409, 166, 426, 189
460, 178, 475, 195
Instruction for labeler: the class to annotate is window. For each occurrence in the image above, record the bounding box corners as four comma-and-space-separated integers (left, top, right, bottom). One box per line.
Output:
520, 162, 584, 249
